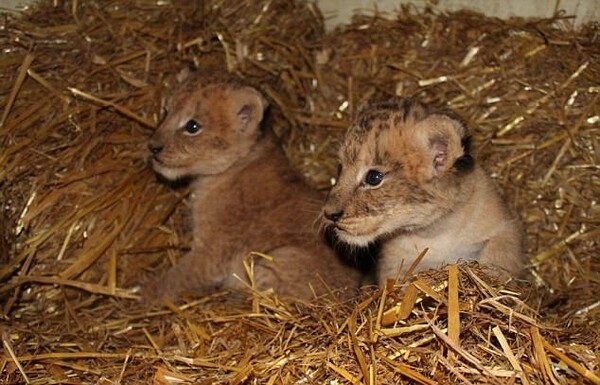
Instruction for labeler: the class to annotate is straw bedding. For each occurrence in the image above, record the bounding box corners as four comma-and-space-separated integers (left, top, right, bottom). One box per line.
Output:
0, 1, 598, 383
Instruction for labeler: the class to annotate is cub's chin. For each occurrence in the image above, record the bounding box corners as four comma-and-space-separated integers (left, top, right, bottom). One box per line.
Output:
333, 227, 378, 247
151, 160, 191, 182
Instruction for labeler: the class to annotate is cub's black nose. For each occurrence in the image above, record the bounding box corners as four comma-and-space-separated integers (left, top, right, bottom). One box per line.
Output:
148, 142, 163, 155
324, 209, 344, 222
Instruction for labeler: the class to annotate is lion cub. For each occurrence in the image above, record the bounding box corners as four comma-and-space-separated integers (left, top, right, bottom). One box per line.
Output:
323, 98, 523, 285
144, 74, 360, 302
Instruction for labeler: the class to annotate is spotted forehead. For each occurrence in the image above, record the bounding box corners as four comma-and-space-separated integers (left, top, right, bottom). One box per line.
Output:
341, 119, 387, 165
167, 74, 247, 104
340, 98, 428, 164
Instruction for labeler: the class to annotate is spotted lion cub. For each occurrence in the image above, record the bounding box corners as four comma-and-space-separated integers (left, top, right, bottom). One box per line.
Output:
323, 98, 523, 285
145, 73, 360, 302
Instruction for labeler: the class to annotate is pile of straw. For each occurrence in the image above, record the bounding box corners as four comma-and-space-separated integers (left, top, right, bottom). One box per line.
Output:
0, 1, 598, 383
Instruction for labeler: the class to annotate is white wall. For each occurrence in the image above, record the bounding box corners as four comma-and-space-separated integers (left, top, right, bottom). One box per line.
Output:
1, 0, 598, 28
0, 0, 26, 11
318, 0, 599, 29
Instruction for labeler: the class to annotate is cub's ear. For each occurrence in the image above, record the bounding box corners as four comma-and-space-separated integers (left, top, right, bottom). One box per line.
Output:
232, 86, 269, 133
423, 114, 474, 176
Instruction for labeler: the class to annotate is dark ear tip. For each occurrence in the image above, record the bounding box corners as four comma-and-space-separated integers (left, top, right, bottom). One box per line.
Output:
461, 135, 473, 155
454, 154, 475, 172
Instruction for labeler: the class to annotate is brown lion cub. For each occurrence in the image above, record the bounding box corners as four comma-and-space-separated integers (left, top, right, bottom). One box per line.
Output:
145, 74, 360, 301
322, 98, 523, 285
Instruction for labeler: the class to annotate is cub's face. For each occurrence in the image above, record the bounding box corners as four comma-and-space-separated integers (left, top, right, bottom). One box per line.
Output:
323, 99, 474, 247
148, 80, 266, 180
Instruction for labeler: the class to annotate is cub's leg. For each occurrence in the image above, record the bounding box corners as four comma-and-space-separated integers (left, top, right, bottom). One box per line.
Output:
478, 224, 524, 276
142, 250, 234, 303
253, 246, 359, 300
378, 241, 440, 286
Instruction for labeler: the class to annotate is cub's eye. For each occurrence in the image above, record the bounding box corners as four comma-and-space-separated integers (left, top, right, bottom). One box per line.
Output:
183, 120, 202, 136
336, 164, 343, 176
365, 170, 385, 186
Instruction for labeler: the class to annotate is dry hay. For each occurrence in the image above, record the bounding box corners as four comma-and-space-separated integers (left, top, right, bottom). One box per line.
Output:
0, 0, 599, 384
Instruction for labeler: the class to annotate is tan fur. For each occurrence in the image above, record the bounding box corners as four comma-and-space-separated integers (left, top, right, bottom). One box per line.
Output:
322, 98, 524, 285
145, 74, 360, 301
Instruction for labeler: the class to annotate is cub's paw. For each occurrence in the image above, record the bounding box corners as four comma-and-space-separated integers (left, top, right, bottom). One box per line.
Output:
140, 277, 173, 307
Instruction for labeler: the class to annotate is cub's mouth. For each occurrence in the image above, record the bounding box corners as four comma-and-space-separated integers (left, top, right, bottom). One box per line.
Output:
151, 156, 172, 171
326, 222, 380, 247
150, 153, 187, 170
150, 158, 190, 181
